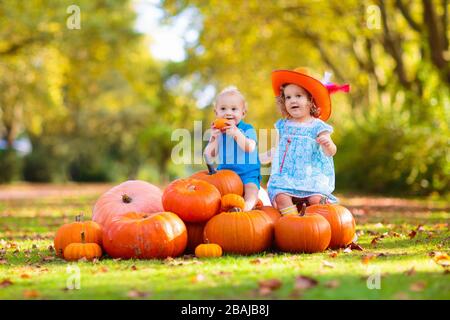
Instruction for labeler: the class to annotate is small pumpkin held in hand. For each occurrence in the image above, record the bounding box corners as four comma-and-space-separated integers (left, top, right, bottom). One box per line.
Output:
275, 203, 331, 253
54, 215, 103, 257
63, 232, 102, 261
213, 118, 228, 130
306, 198, 356, 248
195, 243, 223, 258
162, 178, 221, 223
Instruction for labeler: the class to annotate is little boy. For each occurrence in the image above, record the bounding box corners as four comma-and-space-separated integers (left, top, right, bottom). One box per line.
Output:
204, 86, 261, 211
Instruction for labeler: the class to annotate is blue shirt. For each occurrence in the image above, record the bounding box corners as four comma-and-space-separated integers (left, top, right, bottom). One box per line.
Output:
217, 120, 261, 177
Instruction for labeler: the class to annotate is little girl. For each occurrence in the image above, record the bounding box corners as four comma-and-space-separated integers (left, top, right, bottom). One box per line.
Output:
264, 67, 349, 216
204, 86, 261, 211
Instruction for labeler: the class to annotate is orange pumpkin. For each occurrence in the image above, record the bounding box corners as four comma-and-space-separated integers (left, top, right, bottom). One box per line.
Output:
306, 201, 355, 248
162, 178, 221, 223
54, 215, 103, 257
275, 204, 331, 253
92, 180, 164, 228
185, 222, 207, 253
103, 212, 187, 259
204, 208, 273, 255
191, 164, 243, 196
221, 194, 245, 212
212, 118, 228, 130
254, 202, 281, 226
195, 243, 223, 258
63, 232, 102, 262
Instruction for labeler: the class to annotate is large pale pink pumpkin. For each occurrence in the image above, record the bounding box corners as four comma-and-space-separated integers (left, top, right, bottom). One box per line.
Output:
92, 180, 163, 228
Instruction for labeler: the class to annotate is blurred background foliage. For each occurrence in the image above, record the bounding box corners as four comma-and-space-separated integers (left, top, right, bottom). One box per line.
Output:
0, 0, 448, 197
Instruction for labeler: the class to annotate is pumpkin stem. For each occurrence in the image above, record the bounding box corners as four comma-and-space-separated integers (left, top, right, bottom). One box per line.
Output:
187, 184, 196, 191
299, 203, 307, 216
122, 194, 132, 203
204, 155, 217, 175
229, 207, 242, 213
81, 231, 85, 243
319, 196, 328, 205
75, 214, 84, 222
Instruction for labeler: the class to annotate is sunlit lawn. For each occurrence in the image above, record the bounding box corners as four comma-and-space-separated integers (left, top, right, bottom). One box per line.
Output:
0, 184, 449, 300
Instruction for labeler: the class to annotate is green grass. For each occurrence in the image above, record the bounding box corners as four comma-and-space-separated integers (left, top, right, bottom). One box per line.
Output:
0, 184, 449, 300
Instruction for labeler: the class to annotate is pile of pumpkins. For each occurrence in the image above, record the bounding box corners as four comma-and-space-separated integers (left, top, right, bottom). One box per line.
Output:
54, 165, 356, 261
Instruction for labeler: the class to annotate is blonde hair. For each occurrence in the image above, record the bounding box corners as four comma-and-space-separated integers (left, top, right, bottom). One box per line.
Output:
214, 85, 248, 112
276, 84, 320, 118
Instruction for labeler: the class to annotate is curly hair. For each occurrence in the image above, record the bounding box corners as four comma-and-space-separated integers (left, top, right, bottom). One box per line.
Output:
276, 84, 321, 118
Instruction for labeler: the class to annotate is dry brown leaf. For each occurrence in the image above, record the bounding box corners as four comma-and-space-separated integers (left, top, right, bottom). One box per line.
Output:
0, 279, 13, 288
432, 252, 450, 268
404, 267, 416, 276
349, 242, 364, 251
127, 290, 149, 298
131, 265, 138, 271
371, 237, 380, 246
409, 281, 426, 292
394, 292, 410, 300
258, 279, 282, 295
433, 223, 448, 230
20, 274, 31, 279
23, 290, 40, 299
294, 275, 318, 290
47, 245, 54, 252
42, 256, 55, 262
408, 230, 417, 239
328, 251, 338, 258
325, 280, 340, 288
250, 258, 262, 264
361, 254, 377, 265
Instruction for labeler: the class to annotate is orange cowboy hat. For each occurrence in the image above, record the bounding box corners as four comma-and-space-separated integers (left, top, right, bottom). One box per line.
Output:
272, 67, 334, 121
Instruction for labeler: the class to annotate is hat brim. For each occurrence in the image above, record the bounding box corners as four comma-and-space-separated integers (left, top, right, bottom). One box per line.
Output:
272, 70, 331, 121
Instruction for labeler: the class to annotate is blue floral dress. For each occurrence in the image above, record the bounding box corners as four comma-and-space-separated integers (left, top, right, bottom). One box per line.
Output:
267, 118, 338, 204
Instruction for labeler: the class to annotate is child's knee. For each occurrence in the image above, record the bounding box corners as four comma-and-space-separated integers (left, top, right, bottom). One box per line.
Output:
275, 193, 292, 207
308, 195, 323, 205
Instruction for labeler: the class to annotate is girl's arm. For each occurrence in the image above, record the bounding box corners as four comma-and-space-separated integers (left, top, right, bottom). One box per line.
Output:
316, 132, 337, 157
259, 128, 279, 164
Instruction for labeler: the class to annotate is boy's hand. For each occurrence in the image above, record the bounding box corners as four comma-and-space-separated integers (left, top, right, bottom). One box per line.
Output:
209, 124, 222, 142
222, 121, 239, 138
